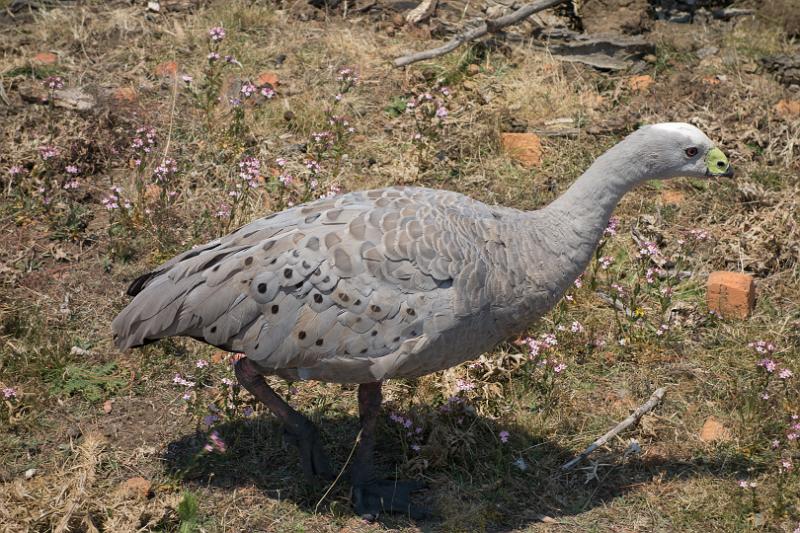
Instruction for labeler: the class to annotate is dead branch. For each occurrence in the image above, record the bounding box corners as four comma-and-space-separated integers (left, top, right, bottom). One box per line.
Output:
393, 0, 568, 68
561, 387, 666, 471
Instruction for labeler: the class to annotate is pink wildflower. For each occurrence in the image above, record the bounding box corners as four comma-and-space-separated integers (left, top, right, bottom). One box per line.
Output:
757, 359, 777, 373
499, 430, 510, 443
779, 368, 793, 380
3, 387, 17, 399
208, 26, 226, 42
195, 359, 208, 368
44, 76, 64, 90
599, 256, 614, 269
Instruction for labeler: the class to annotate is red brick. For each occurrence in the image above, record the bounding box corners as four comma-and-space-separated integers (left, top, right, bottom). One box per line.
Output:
707, 271, 755, 319
33, 52, 57, 65
154, 60, 178, 77
500, 132, 542, 168
255, 71, 279, 88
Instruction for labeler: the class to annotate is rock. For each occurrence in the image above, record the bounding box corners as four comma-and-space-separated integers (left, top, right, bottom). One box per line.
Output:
760, 54, 800, 88
707, 271, 755, 319
118, 476, 152, 499
256, 71, 279, 88
774, 99, 800, 118
466, 63, 481, 76
627, 74, 654, 92
112, 87, 138, 103
18, 82, 96, 111
578, 0, 651, 35
696, 46, 718, 60
32, 52, 57, 64
544, 31, 655, 71
500, 132, 543, 168
103, 399, 113, 414
405, 0, 437, 24
154, 60, 178, 78
699, 416, 731, 442
24, 468, 37, 479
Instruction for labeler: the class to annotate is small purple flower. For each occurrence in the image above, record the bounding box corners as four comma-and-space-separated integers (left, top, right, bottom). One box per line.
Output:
243, 406, 254, 417
604, 216, 619, 236
261, 86, 275, 99
209, 26, 226, 42
39, 145, 60, 160
181, 75, 193, 84
44, 76, 64, 90
757, 359, 777, 373
779, 368, 793, 380
65, 164, 79, 174
499, 430, 510, 443
240, 82, 256, 98
553, 362, 567, 373
207, 52, 221, 62
599, 256, 614, 270
209, 430, 226, 452
2, 387, 17, 399
435, 106, 448, 119
195, 359, 208, 369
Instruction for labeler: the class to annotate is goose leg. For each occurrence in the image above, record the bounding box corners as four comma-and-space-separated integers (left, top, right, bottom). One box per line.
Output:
351, 381, 426, 520
234, 358, 333, 480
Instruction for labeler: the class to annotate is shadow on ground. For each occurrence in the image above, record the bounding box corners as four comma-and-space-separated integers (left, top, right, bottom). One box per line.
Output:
163, 408, 753, 531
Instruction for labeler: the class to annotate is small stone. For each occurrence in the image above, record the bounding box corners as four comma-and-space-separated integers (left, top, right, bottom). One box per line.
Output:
33, 52, 57, 65
112, 87, 138, 103
391, 13, 405, 27
466, 63, 481, 76
24, 468, 37, 479
627, 75, 654, 92
774, 99, 800, 118
500, 132, 543, 168
283, 110, 295, 122
707, 271, 755, 319
154, 60, 178, 77
256, 71, 279, 88
699, 416, 730, 442
643, 54, 657, 64
118, 476, 152, 499
103, 399, 113, 414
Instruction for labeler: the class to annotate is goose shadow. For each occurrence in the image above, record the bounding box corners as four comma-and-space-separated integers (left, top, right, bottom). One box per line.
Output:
163, 406, 755, 531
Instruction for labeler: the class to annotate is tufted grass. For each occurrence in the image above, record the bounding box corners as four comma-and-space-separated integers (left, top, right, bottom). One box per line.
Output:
1, 1, 799, 532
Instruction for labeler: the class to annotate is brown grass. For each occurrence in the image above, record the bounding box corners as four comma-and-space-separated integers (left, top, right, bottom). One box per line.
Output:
1, 1, 799, 532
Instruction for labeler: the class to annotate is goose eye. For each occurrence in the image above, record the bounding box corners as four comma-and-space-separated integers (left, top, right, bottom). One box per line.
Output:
685, 147, 698, 157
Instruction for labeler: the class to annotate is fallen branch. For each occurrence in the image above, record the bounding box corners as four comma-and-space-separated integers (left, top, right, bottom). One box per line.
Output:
393, 0, 567, 68
595, 290, 633, 318
561, 387, 666, 471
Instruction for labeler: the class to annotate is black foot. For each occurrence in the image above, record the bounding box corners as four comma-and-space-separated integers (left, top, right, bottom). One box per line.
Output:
283, 425, 334, 481
352, 479, 427, 521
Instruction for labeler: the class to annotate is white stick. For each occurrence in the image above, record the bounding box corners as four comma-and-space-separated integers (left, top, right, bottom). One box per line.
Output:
393, 0, 567, 67
561, 387, 666, 471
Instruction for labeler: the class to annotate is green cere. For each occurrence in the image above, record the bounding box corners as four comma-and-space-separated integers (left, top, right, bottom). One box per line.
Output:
706, 147, 730, 175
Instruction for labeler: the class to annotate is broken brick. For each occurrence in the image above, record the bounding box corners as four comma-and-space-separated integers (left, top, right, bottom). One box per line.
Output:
500, 132, 543, 168
707, 271, 755, 319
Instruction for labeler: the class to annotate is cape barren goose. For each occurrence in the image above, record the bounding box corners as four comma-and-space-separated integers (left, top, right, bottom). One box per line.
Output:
113, 123, 733, 519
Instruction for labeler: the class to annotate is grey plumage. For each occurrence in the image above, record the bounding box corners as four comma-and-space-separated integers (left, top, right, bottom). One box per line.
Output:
112, 123, 731, 384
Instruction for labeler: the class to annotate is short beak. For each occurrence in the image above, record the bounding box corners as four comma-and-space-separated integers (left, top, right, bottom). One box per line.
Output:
705, 147, 733, 178
721, 164, 734, 178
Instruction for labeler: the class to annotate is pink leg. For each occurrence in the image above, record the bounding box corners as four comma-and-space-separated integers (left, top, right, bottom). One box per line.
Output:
234, 358, 332, 480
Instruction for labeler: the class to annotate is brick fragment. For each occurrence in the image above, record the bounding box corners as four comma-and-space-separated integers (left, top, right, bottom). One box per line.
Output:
707, 271, 755, 319
500, 132, 542, 168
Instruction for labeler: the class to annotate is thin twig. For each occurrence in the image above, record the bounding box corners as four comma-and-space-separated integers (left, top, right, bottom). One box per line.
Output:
161, 66, 179, 165
393, 0, 567, 67
561, 387, 666, 471
314, 428, 362, 514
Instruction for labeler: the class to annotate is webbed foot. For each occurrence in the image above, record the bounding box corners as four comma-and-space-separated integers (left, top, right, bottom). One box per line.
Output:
351, 479, 427, 521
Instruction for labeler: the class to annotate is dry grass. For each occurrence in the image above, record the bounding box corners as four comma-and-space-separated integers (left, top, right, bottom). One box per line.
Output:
1, 1, 800, 532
